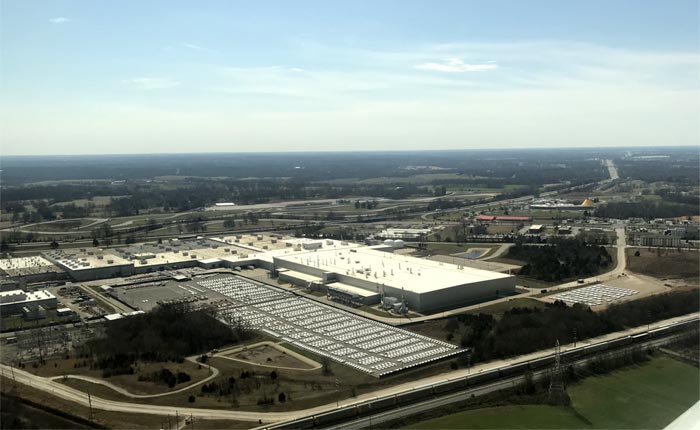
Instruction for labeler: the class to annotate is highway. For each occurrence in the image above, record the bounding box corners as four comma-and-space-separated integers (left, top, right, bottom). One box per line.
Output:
2, 313, 696, 424
604, 159, 620, 181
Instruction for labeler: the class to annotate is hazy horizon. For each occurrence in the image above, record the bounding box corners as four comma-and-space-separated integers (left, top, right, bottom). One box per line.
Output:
2, 1, 698, 155
2, 144, 698, 159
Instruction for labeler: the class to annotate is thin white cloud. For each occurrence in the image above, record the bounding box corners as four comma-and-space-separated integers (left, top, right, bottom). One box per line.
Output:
49, 17, 71, 24
122, 78, 181, 90
182, 43, 216, 53
414, 58, 498, 72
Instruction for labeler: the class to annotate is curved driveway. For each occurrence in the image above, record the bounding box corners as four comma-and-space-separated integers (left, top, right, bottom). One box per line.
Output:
47, 355, 219, 399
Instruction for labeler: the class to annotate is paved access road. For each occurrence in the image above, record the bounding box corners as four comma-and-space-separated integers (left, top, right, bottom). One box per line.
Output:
46, 355, 219, 399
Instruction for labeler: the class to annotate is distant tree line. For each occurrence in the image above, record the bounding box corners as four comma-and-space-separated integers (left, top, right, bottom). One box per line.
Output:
654, 188, 700, 207
1, 150, 613, 185
2, 151, 615, 220
594, 201, 699, 220
616, 157, 700, 185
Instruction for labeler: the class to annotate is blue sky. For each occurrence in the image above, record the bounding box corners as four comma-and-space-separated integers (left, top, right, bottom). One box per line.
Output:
1, 0, 698, 155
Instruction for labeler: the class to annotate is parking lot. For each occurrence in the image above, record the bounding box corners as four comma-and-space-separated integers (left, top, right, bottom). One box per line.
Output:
114, 276, 228, 312
551, 284, 639, 307
198, 275, 463, 377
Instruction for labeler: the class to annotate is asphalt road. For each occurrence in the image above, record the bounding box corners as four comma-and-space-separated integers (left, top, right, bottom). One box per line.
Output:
46, 355, 219, 399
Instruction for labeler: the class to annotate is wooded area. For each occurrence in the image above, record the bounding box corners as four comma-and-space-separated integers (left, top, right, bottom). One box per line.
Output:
83, 304, 247, 377
440, 289, 699, 365
509, 238, 612, 282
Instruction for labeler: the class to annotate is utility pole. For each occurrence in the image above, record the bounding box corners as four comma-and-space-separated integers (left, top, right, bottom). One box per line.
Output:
573, 328, 577, 348
10, 364, 16, 387
548, 339, 566, 403
87, 388, 93, 421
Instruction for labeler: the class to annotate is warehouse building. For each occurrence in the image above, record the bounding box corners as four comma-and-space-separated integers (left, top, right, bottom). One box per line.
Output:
0, 289, 57, 315
273, 246, 515, 313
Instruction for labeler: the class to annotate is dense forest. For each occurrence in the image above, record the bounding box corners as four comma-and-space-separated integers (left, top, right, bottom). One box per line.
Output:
594, 200, 699, 220
446, 289, 699, 365
509, 238, 613, 282
83, 304, 246, 377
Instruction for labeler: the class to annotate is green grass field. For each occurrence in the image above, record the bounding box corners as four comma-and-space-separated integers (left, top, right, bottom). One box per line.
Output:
569, 356, 699, 429
408, 356, 699, 429
407, 405, 588, 429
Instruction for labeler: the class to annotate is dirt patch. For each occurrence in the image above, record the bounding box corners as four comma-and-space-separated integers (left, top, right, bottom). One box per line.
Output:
627, 248, 700, 282
223, 343, 317, 370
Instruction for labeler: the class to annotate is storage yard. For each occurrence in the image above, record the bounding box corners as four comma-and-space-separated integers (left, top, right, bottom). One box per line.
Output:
551, 284, 639, 306
200, 275, 462, 377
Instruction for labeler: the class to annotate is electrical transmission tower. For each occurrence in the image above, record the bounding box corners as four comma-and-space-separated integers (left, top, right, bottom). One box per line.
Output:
548, 339, 566, 402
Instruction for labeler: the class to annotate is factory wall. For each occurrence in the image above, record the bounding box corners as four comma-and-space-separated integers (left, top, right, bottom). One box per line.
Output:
6, 270, 69, 285
132, 260, 199, 275
416, 277, 516, 313
273, 257, 328, 278
67, 264, 134, 281
1, 296, 57, 315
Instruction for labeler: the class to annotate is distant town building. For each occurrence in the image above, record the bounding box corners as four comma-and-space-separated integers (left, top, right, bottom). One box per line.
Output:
528, 224, 545, 234
475, 215, 531, 222
530, 198, 594, 211
556, 226, 573, 235
376, 228, 431, 239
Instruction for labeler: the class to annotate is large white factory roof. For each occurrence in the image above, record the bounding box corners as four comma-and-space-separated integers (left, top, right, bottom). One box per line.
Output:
0, 256, 54, 270
274, 246, 512, 294
0, 289, 56, 305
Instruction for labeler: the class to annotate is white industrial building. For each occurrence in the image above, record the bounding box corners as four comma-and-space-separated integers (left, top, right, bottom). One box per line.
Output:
377, 228, 432, 239
0, 289, 57, 315
273, 245, 515, 313
4, 234, 515, 313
